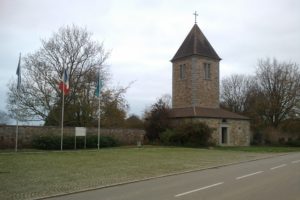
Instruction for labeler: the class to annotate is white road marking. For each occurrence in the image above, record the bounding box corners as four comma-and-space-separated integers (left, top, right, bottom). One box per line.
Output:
175, 182, 224, 197
270, 164, 287, 170
236, 171, 264, 180
291, 160, 300, 164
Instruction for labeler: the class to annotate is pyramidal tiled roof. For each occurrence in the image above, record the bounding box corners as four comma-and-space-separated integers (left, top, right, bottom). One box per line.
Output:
171, 24, 221, 61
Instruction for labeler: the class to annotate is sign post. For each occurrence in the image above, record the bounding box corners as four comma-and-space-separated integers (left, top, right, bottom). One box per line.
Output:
75, 127, 86, 150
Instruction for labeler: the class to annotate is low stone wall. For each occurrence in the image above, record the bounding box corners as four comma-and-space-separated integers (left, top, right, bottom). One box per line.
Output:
0, 125, 145, 149
262, 127, 299, 144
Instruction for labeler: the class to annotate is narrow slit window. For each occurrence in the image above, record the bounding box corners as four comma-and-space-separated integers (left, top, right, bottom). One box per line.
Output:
179, 64, 186, 80
204, 63, 211, 80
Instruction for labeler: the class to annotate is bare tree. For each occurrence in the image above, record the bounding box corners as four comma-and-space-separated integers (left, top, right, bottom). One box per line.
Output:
100, 86, 130, 128
160, 94, 172, 108
220, 58, 300, 129
221, 74, 254, 113
125, 114, 144, 129
7, 25, 110, 125
295, 101, 300, 117
0, 110, 10, 124
255, 58, 300, 127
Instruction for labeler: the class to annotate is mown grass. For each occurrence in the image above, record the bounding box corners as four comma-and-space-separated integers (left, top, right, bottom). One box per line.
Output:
0, 146, 296, 200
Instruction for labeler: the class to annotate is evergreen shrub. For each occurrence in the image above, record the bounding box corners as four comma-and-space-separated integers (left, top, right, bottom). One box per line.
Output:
32, 135, 119, 150
160, 122, 214, 147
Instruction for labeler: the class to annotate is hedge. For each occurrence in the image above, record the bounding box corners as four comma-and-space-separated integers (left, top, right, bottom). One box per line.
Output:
286, 139, 300, 147
32, 135, 119, 150
160, 122, 214, 147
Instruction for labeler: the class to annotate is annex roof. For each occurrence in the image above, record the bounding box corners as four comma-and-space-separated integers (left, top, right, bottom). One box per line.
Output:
169, 107, 249, 120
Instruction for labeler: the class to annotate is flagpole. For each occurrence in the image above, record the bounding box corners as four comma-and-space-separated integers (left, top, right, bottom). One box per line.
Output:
15, 53, 21, 152
97, 93, 100, 150
61, 71, 65, 151
15, 116, 19, 152
97, 67, 101, 150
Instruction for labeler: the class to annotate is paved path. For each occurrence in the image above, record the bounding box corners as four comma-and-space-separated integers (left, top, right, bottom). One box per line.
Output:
46, 153, 300, 200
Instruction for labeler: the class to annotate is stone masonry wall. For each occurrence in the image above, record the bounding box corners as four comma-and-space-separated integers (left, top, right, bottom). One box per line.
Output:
228, 120, 250, 146
172, 57, 193, 108
172, 56, 219, 109
0, 125, 145, 149
170, 118, 250, 146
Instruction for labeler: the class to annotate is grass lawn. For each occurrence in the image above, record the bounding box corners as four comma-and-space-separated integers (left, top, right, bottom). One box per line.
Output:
0, 146, 299, 200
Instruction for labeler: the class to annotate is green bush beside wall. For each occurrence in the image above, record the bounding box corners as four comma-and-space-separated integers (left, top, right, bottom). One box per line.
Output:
160, 122, 213, 147
32, 135, 119, 150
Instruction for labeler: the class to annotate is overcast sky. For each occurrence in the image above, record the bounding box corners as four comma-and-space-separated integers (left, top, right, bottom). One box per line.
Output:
1, 0, 300, 122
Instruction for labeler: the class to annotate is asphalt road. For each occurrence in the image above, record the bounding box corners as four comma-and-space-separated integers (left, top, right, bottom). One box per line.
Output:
46, 153, 300, 200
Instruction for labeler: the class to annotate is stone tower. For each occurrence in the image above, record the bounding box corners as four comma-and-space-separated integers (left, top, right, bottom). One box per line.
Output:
171, 24, 221, 109
169, 22, 250, 147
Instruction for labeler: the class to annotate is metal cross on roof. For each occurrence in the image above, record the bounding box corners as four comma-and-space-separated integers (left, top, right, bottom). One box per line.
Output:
193, 11, 198, 24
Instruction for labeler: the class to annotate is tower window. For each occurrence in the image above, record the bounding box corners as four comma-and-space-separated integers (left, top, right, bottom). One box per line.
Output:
204, 63, 211, 80
179, 64, 186, 80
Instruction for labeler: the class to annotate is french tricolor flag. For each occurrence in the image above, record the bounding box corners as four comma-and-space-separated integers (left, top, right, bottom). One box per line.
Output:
59, 68, 70, 95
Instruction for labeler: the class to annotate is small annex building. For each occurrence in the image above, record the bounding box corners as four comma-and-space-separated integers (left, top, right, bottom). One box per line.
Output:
169, 22, 250, 146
